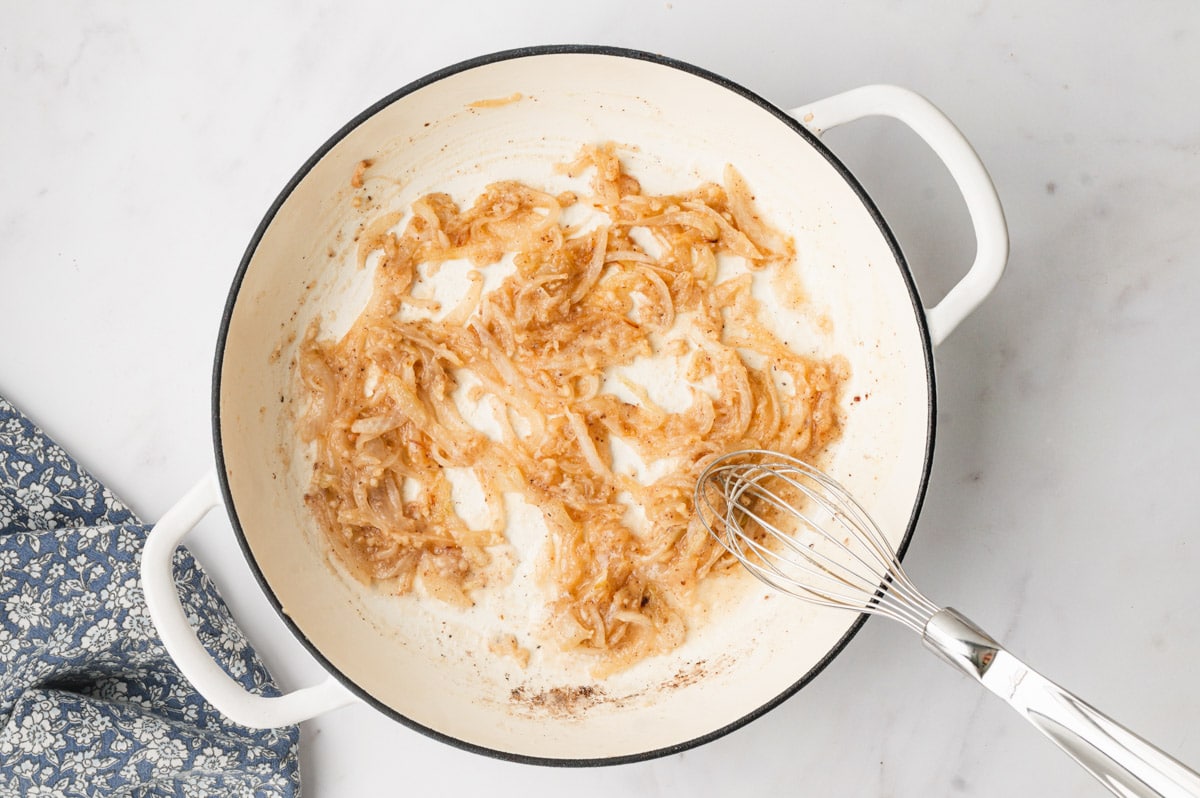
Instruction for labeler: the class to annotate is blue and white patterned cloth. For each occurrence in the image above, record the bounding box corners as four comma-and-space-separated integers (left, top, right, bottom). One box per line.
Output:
0, 396, 300, 797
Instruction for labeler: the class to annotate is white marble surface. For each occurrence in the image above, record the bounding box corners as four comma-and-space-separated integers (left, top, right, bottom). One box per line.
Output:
3, 2, 1198, 795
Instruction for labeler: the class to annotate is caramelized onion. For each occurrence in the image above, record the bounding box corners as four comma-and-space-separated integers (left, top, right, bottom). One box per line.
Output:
298, 143, 848, 675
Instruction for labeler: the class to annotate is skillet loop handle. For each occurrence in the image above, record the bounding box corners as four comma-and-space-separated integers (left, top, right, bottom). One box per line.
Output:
789, 85, 1009, 347
140, 471, 357, 728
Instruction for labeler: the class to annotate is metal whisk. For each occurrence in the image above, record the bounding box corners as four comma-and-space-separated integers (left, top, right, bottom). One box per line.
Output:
696, 450, 1200, 798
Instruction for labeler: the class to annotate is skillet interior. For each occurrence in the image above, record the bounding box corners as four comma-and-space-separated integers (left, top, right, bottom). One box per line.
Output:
214, 46, 934, 763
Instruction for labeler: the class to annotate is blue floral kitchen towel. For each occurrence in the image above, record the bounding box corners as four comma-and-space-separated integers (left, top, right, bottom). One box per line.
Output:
0, 395, 300, 797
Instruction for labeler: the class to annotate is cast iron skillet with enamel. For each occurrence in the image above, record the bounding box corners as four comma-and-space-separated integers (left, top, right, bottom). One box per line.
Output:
141, 45, 1007, 765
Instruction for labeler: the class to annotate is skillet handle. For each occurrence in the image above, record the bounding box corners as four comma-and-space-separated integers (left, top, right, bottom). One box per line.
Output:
788, 85, 1009, 346
141, 471, 358, 728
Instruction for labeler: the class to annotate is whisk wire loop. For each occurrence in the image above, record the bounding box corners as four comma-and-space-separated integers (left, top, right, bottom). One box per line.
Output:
696, 451, 940, 633
722, 476, 893, 606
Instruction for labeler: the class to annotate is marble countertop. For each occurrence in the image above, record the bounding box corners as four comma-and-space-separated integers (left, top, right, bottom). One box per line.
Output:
3, 2, 1198, 795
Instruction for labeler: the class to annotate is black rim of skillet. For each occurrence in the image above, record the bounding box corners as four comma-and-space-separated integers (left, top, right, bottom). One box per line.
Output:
212, 43, 936, 767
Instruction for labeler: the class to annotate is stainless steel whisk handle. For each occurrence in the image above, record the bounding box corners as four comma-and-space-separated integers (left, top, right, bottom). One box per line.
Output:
924, 609, 1200, 798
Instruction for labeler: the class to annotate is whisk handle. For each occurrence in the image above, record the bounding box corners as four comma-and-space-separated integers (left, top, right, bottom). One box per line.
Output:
924, 608, 1200, 798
